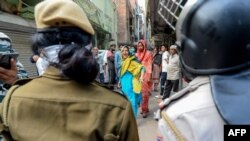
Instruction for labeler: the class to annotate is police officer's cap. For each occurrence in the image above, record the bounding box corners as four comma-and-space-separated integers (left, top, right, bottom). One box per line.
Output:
35, 0, 95, 35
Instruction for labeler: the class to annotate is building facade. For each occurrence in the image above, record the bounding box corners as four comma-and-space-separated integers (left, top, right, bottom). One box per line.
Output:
76, 0, 118, 49
146, 0, 177, 47
0, 0, 120, 77
0, 0, 38, 77
115, 0, 141, 45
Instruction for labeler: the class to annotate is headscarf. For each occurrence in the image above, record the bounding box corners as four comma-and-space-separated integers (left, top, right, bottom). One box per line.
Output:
120, 55, 143, 94
136, 39, 147, 62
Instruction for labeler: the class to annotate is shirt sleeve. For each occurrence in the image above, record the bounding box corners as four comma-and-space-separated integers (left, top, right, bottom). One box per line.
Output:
0, 90, 15, 140
118, 102, 139, 141
163, 52, 167, 61
114, 52, 120, 69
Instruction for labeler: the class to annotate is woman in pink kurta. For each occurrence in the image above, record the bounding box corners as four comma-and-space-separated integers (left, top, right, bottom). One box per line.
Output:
136, 40, 153, 118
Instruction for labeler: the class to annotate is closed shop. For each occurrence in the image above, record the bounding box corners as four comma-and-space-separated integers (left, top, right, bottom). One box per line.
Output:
0, 13, 38, 77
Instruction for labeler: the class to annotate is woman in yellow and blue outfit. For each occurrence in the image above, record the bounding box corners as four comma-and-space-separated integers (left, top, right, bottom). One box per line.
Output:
119, 46, 145, 117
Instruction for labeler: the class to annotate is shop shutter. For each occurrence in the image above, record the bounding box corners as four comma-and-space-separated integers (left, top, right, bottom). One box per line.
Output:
0, 21, 38, 77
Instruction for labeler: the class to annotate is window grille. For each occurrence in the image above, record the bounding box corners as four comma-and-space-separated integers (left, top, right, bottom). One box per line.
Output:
158, 0, 187, 31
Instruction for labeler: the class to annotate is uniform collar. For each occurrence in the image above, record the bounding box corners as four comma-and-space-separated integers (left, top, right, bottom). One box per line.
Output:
211, 69, 250, 124
42, 66, 70, 80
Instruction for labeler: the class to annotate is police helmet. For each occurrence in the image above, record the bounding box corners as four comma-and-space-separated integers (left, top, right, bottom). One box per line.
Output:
176, 0, 250, 75
0, 32, 11, 42
0, 32, 12, 52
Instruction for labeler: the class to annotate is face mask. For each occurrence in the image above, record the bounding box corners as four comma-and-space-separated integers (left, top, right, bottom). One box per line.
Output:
43, 45, 63, 63
129, 48, 135, 55
36, 56, 49, 76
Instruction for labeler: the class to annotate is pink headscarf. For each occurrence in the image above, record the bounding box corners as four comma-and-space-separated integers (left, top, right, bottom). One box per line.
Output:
136, 39, 147, 62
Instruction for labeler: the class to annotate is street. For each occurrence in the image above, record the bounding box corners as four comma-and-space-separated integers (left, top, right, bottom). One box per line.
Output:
137, 80, 188, 141
137, 91, 159, 141
0, 0, 248, 141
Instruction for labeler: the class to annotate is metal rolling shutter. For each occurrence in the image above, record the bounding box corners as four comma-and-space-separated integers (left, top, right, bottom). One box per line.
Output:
0, 21, 38, 77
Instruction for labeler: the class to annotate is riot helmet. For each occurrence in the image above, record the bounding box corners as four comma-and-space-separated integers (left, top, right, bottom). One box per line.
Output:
176, 0, 250, 75
0, 32, 12, 52
0, 32, 11, 42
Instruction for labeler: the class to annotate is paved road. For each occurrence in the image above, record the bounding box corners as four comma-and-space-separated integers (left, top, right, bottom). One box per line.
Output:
113, 79, 187, 141
137, 91, 159, 141
137, 80, 188, 141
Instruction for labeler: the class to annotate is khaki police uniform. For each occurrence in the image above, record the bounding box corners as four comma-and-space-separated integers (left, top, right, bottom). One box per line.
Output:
157, 77, 225, 141
0, 66, 139, 141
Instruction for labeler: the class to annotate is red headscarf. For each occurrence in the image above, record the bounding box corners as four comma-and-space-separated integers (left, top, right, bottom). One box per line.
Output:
136, 39, 147, 62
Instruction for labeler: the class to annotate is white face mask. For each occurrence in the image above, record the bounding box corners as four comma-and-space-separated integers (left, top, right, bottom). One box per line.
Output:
36, 57, 49, 75
42, 43, 92, 70
43, 45, 63, 63
36, 45, 63, 74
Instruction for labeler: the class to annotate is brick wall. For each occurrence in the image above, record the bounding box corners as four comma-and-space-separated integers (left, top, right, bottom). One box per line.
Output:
117, 0, 128, 43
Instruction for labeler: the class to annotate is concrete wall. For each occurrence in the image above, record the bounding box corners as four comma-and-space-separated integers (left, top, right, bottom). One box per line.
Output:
91, 0, 117, 47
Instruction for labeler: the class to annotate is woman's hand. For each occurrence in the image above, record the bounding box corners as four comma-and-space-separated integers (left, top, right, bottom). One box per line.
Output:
139, 75, 143, 82
117, 81, 121, 88
158, 101, 165, 109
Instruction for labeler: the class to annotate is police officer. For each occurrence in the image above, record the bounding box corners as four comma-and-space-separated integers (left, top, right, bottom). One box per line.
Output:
0, 32, 28, 141
157, 0, 250, 141
0, 32, 28, 101
0, 0, 139, 141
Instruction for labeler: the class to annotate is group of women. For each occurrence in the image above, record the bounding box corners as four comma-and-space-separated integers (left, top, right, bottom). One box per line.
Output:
119, 40, 153, 118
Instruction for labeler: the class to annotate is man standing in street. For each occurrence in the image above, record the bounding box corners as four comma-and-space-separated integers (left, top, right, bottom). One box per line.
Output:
155, 45, 169, 99
92, 46, 105, 84
162, 44, 180, 100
